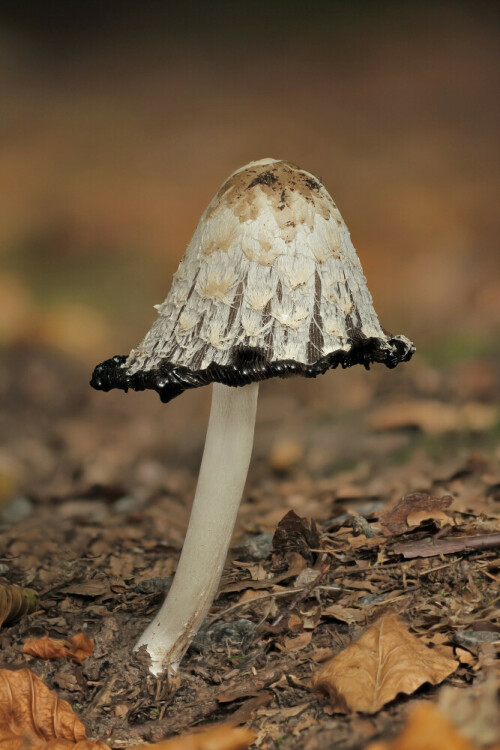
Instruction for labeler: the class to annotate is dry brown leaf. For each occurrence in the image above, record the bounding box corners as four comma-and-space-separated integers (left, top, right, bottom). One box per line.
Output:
312, 614, 457, 714
406, 509, 453, 528
365, 701, 476, 750
288, 613, 303, 631
322, 604, 365, 624
142, 724, 255, 750
0, 667, 109, 749
228, 694, 272, 725
61, 582, 109, 597
0, 583, 39, 627
23, 632, 94, 664
272, 511, 320, 564
379, 493, 454, 536
281, 631, 312, 651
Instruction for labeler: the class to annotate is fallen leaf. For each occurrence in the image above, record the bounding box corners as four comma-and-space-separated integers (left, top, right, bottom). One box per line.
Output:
406, 509, 453, 528
309, 647, 335, 663
272, 510, 320, 564
288, 613, 303, 631
365, 701, 475, 749
216, 672, 278, 703
322, 604, 365, 625
312, 614, 457, 713
379, 493, 454, 536
257, 702, 310, 720
228, 693, 272, 725
281, 631, 312, 651
0, 667, 109, 749
142, 724, 255, 750
61, 582, 109, 597
455, 648, 476, 666
0, 583, 39, 626
23, 632, 94, 664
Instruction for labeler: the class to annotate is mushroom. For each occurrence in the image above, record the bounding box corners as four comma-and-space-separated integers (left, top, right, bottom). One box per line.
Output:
91, 158, 415, 674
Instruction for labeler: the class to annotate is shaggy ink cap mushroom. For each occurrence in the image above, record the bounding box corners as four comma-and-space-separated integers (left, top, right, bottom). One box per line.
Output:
90, 159, 415, 675
91, 158, 414, 402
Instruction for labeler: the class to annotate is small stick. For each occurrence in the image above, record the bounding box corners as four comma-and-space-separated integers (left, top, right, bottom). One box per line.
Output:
253, 562, 331, 644
207, 583, 341, 624
394, 532, 500, 559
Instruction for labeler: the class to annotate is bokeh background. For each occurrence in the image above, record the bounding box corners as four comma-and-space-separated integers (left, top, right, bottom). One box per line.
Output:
0, 0, 499, 505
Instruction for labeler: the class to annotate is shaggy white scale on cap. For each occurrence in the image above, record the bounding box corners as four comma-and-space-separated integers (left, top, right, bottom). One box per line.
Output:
125, 158, 402, 374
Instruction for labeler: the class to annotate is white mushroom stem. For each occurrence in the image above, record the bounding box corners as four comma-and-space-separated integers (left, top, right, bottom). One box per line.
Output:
134, 381, 259, 675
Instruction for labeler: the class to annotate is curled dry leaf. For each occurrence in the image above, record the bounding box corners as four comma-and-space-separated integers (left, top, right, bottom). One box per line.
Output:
23, 632, 94, 664
0, 667, 109, 749
365, 701, 475, 750
142, 724, 255, 750
272, 510, 320, 564
378, 493, 454, 536
0, 583, 39, 626
312, 614, 457, 714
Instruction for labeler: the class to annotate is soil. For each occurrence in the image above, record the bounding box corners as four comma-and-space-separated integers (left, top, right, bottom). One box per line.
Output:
0, 345, 498, 748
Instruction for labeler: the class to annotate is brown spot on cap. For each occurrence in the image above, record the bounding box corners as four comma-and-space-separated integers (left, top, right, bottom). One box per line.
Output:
248, 171, 279, 189
208, 159, 333, 241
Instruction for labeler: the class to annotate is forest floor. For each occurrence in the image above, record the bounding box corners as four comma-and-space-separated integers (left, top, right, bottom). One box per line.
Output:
0, 344, 499, 749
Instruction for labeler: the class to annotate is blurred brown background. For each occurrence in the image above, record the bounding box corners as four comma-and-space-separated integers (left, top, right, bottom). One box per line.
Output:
0, 1, 499, 499
2, 0, 499, 357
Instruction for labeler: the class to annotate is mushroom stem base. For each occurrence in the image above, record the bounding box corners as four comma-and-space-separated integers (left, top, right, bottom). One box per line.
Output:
134, 381, 259, 675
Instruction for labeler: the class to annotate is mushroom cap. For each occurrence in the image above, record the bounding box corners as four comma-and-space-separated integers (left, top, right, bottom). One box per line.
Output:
91, 158, 414, 402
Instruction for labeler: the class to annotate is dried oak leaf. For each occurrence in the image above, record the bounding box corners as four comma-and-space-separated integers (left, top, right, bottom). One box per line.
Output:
0, 583, 39, 626
312, 614, 457, 714
0, 668, 108, 749
378, 493, 454, 536
23, 632, 94, 664
142, 724, 255, 750
365, 701, 476, 750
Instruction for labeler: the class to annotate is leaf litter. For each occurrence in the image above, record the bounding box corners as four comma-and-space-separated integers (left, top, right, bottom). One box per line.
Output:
0, 347, 498, 748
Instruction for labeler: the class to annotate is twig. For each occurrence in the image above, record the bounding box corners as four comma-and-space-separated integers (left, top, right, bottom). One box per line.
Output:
86, 674, 119, 718
253, 562, 331, 645
394, 533, 500, 559
269, 562, 331, 630
208, 583, 341, 624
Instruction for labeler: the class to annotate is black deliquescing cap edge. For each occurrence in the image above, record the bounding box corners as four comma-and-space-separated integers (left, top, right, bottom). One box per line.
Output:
90, 334, 415, 404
